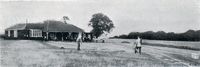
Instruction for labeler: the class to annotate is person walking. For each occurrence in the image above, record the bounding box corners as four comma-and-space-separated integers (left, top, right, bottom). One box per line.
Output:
76, 32, 82, 50
135, 36, 142, 54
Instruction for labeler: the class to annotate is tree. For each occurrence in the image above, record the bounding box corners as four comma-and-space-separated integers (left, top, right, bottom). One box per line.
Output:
89, 13, 114, 38
183, 30, 196, 41
128, 32, 140, 39
119, 34, 128, 39
195, 30, 200, 41
141, 31, 154, 39
112, 29, 200, 41
166, 32, 176, 40
155, 31, 167, 40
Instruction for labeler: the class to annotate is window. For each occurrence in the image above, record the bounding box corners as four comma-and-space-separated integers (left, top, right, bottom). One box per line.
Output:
30, 29, 42, 37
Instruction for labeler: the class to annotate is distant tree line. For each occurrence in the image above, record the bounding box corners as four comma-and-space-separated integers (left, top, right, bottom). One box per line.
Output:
112, 30, 200, 41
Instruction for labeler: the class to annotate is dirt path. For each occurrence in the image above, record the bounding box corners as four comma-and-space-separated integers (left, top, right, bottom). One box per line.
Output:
113, 42, 200, 66
142, 45, 200, 66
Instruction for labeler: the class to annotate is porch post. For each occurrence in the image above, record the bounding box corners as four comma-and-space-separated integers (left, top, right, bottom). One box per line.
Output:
62, 32, 64, 41
14, 30, 18, 38
54, 32, 57, 40
46, 32, 49, 40
8, 30, 10, 37
69, 32, 71, 41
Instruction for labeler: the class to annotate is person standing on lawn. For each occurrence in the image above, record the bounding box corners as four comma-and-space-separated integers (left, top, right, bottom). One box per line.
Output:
135, 36, 142, 54
77, 32, 82, 50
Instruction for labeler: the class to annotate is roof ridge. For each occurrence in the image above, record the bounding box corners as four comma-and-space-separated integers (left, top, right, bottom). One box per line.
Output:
5, 23, 26, 30
6, 21, 84, 32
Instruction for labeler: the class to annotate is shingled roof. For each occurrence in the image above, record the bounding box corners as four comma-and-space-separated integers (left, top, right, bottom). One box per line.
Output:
43, 20, 84, 32
25, 23, 44, 29
5, 23, 26, 30
5, 21, 84, 32
5, 23, 44, 30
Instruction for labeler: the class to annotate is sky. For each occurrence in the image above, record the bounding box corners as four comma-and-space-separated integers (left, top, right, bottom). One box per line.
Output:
0, 0, 200, 37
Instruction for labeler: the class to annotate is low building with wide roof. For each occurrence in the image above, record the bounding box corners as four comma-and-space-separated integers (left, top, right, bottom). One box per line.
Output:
5, 20, 93, 41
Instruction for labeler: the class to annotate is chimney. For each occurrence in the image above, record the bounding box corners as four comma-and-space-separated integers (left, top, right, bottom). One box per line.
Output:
63, 16, 70, 24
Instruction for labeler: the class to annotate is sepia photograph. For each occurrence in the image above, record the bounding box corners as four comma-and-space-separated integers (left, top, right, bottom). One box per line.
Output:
0, 0, 200, 67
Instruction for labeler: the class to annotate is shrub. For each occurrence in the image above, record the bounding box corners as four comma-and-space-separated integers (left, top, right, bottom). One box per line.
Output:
0, 34, 5, 39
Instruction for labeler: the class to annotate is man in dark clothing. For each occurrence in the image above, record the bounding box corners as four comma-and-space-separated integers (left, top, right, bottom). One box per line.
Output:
77, 33, 82, 50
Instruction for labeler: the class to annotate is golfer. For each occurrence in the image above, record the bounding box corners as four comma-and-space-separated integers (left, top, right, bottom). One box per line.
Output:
76, 32, 82, 50
135, 36, 142, 54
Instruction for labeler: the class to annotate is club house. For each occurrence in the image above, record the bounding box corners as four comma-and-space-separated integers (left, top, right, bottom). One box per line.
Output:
4, 20, 93, 42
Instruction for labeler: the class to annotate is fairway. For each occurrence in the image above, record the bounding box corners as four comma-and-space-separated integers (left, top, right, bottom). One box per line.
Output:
0, 39, 200, 67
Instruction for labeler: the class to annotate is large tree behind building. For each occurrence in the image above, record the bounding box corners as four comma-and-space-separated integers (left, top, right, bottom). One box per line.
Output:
89, 13, 114, 38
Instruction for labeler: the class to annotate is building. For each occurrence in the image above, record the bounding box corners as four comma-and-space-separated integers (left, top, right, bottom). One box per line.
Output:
5, 20, 93, 41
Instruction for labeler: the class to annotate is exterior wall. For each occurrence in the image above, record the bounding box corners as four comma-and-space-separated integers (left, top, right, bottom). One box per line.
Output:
49, 32, 57, 40
5, 30, 93, 42
17, 30, 29, 39
5, 30, 8, 37
10, 30, 14, 37
4, 30, 18, 39
14, 30, 17, 37
8, 30, 10, 37
44, 32, 79, 41
5, 30, 29, 39
29, 29, 43, 37
5, 30, 93, 41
